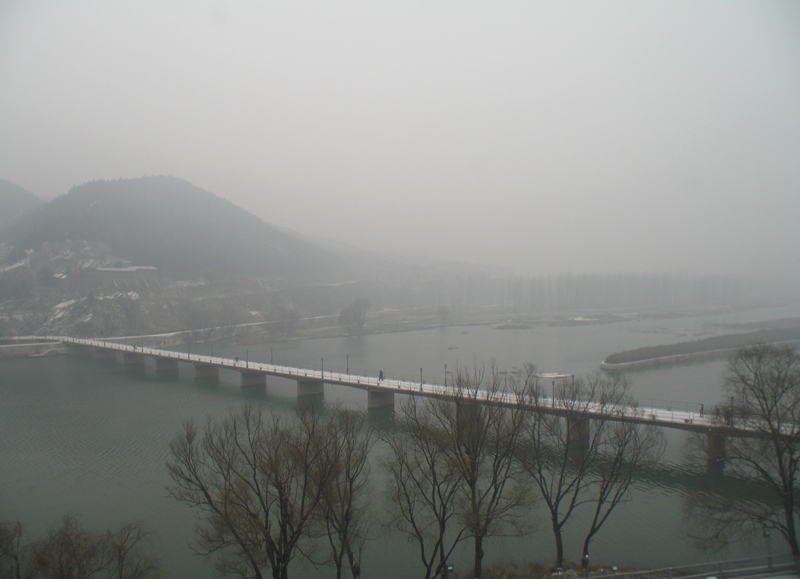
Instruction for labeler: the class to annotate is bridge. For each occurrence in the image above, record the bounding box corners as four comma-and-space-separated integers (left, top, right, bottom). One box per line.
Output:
48, 336, 722, 430
36, 335, 750, 468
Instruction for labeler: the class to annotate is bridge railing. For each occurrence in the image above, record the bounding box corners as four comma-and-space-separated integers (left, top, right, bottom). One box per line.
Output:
590, 554, 795, 579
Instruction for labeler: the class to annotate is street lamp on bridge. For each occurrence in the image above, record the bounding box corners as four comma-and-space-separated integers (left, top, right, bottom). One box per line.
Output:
537, 372, 574, 407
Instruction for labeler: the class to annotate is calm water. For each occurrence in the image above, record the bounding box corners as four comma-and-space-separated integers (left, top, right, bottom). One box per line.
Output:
2, 303, 799, 577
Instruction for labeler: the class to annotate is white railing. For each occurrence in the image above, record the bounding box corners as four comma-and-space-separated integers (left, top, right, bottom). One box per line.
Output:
590, 553, 794, 579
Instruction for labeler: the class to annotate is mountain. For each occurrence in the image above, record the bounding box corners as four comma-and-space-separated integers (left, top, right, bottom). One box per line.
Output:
0, 176, 344, 279
0, 180, 43, 229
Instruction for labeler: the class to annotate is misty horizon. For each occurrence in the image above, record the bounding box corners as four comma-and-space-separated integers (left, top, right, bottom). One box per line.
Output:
2, 1, 798, 277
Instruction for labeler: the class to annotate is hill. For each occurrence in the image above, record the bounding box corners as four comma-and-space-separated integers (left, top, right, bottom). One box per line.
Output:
0, 180, 43, 229
0, 176, 344, 279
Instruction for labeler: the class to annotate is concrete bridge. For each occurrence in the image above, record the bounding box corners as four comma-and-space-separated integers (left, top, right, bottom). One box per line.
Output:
45, 335, 767, 470
50, 336, 726, 428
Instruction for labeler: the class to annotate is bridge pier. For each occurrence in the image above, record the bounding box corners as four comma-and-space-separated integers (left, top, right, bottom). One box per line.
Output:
367, 389, 395, 410
297, 378, 325, 398
149, 357, 179, 380
116, 351, 144, 370
707, 431, 726, 474
567, 415, 591, 462
455, 399, 486, 446
192, 363, 219, 383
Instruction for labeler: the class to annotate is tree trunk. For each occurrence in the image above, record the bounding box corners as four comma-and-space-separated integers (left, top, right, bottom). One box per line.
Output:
785, 500, 800, 557
272, 559, 289, 579
347, 544, 360, 579
473, 534, 485, 578
787, 511, 800, 576
581, 532, 595, 569
554, 525, 565, 569
781, 488, 800, 577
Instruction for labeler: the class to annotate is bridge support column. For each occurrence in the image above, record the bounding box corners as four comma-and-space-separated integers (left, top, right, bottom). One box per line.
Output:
707, 432, 726, 474
567, 415, 591, 462
116, 351, 144, 369
456, 399, 484, 443
297, 378, 325, 398
367, 389, 394, 410
150, 357, 179, 380
192, 363, 219, 382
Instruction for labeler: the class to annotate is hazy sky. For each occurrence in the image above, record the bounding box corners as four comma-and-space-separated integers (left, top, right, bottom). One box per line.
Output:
1, 1, 798, 276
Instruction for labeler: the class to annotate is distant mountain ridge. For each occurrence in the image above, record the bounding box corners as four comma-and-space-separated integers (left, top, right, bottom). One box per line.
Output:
0, 176, 344, 279
0, 179, 43, 229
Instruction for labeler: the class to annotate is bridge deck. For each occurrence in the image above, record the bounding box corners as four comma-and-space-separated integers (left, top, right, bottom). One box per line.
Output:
53, 336, 726, 433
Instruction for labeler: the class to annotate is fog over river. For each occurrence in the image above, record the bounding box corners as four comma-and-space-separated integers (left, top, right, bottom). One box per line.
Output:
3, 302, 800, 578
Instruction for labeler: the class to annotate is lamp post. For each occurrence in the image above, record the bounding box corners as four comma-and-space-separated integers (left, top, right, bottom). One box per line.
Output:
444, 364, 447, 387
420, 368, 423, 390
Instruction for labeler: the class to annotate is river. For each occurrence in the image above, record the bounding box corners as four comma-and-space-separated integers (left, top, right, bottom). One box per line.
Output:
2, 302, 799, 577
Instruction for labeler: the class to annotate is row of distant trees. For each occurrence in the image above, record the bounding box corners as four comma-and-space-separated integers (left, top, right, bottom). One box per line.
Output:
371, 270, 792, 313
165, 366, 666, 579
0, 516, 160, 579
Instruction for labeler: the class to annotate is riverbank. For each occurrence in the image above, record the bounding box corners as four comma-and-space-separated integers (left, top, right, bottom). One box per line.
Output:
0, 338, 67, 358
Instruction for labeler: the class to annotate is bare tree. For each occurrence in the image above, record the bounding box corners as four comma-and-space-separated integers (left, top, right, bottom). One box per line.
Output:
317, 407, 375, 579
0, 516, 161, 579
269, 305, 300, 337
383, 396, 466, 579
428, 365, 534, 578
34, 515, 117, 579
517, 372, 650, 569
166, 405, 337, 579
684, 344, 800, 565
579, 414, 664, 569
0, 520, 31, 579
338, 297, 370, 336
383, 365, 533, 579
103, 523, 162, 579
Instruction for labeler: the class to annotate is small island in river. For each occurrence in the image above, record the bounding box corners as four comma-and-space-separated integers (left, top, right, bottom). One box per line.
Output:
601, 322, 800, 369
